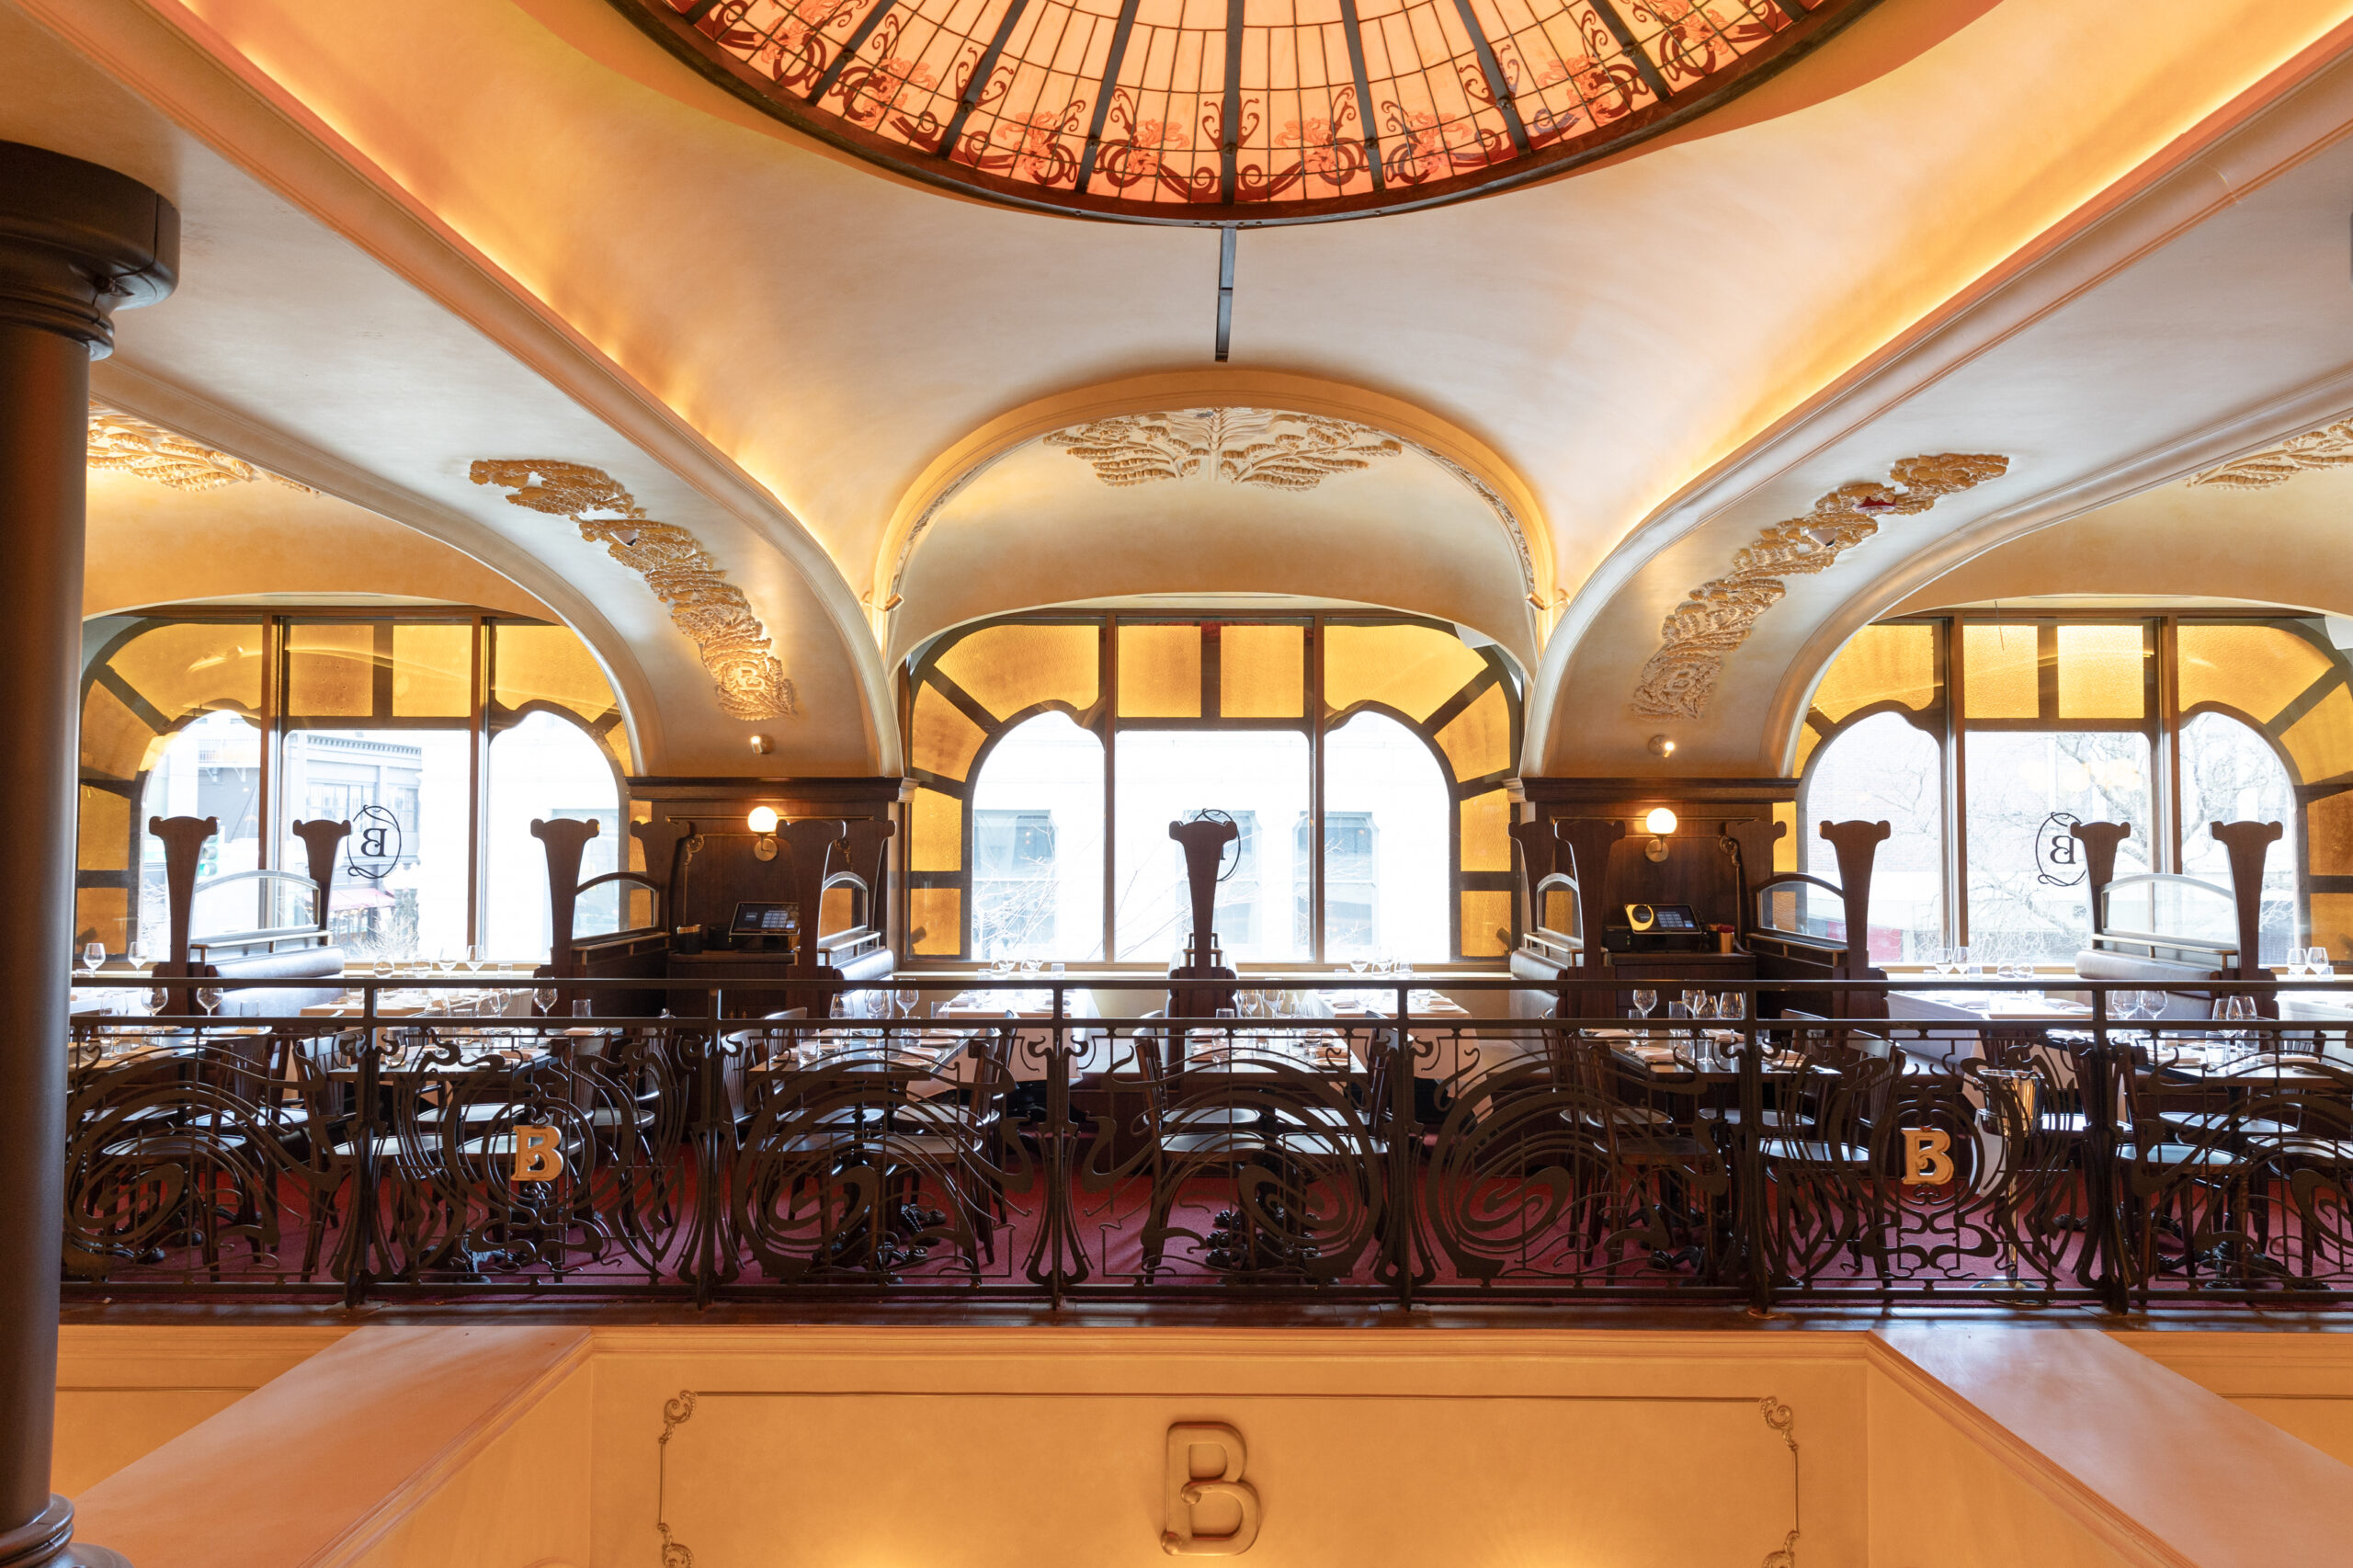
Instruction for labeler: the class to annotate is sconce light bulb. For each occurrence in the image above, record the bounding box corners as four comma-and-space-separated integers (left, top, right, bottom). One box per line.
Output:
748, 733, 774, 756
746, 806, 779, 834
1644, 807, 1677, 835
1647, 733, 1676, 757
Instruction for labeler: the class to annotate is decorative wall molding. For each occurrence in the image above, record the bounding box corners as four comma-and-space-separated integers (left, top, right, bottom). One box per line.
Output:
1044, 408, 1403, 491
890, 405, 1537, 600
2188, 416, 2353, 490
470, 460, 797, 722
87, 403, 313, 493
1631, 452, 2009, 721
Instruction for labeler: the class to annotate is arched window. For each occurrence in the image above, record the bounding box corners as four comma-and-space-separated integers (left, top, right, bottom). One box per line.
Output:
904, 613, 1518, 961
966, 710, 1105, 961
1800, 710, 1945, 962
483, 709, 627, 956
76, 612, 631, 963
1797, 614, 2353, 964
2178, 710, 2297, 962
1322, 710, 1450, 961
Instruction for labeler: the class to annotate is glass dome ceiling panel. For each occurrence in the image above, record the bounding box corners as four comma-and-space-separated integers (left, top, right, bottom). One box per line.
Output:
616, 0, 1878, 223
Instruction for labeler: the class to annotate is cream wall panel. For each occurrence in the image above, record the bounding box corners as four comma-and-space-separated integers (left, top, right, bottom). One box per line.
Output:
53, 1324, 350, 1495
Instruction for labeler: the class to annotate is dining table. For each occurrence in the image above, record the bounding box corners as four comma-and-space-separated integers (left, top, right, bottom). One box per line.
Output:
1317, 987, 1520, 1085
1883, 988, 2094, 1068
935, 987, 1105, 1080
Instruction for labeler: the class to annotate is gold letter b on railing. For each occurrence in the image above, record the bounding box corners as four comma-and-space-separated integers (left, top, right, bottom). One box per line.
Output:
1902, 1128, 1953, 1186
1164, 1423, 1260, 1556
513, 1125, 565, 1182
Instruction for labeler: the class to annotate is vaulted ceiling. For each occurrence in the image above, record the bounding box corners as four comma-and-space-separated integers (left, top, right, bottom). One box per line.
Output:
9, 0, 2353, 779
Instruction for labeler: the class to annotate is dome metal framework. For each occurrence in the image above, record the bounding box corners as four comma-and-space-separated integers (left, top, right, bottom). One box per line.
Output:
613, 0, 1880, 225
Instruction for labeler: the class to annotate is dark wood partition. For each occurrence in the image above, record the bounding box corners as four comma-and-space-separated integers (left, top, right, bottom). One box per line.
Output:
1518, 778, 1795, 1019
540, 775, 910, 1018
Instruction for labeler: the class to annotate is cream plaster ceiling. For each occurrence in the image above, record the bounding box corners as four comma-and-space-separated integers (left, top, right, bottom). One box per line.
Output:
84, 467, 555, 621
8, 0, 2353, 784
890, 413, 1540, 668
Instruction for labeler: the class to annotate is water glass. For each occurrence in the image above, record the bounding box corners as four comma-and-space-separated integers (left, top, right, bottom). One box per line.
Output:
572, 998, 594, 1020
1716, 991, 1745, 1022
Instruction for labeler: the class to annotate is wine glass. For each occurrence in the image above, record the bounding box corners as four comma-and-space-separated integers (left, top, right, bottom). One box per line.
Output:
894, 987, 918, 1019
1631, 988, 1657, 1021
82, 940, 106, 973
1716, 991, 1745, 1022
534, 987, 557, 1017
196, 986, 221, 1025
464, 943, 486, 976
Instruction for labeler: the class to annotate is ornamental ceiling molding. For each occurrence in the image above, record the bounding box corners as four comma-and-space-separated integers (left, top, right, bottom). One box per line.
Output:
1630, 452, 2009, 721
887, 405, 1538, 602
2188, 417, 2353, 491
470, 460, 797, 721
87, 404, 313, 494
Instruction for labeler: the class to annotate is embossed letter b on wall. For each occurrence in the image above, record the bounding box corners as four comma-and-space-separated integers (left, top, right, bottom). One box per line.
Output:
1164, 1423, 1261, 1556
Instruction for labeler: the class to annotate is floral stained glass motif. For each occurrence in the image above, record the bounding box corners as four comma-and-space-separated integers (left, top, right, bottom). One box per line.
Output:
615, 0, 1876, 223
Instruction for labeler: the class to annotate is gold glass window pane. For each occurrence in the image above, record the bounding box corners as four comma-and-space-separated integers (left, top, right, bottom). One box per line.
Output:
1772, 801, 1798, 872
1459, 788, 1511, 873
1812, 623, 1938, 725
1433, 684, 1511, 782
2056, 624, 2146, 720
1461, 891, 1512, 957
908, 888, 961, 956
79, 680, 157, 780
934, 622, 1098, 722
77, 785, 130, 871
103, 620, 266, 724
1116, 624, 1201, 718
492, 623, 630, 771
1793, 721, 1824, 775
1324, 623, 1488, 723
2281, 684, 2353, 785
1540, 888, 1577, 937
2310, 891, 2353, 960
286, 623, 378, 717
2306, 790, 2353, 876
74, 887, 128, 957
1219, 624, 1304, 718
1962, 623, 2039, 719
909, 788, 962, 871
2177, 623, 2334, 725
909, 682, 988, 781
820, 885, 857, 935
391, 623, 472, 718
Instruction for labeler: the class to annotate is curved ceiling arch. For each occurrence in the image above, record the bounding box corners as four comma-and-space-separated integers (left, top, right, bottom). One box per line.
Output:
878, 369, 1553, 660
1523, 33, 2353, 783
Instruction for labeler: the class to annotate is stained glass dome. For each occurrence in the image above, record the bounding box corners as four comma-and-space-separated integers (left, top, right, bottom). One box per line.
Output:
613, 0, 1876, 224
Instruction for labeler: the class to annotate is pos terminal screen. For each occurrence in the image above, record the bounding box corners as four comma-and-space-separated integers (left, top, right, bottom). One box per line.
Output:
730, 901, 800, 937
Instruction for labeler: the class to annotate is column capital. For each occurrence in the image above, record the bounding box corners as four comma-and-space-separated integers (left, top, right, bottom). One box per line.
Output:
0, 142, 176, 357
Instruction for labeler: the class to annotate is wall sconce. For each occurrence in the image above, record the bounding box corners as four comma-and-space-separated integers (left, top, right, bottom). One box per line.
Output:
748, 733, 774, 756
1647, 733, 1676, 758
747, 805, 779, 860
1643, 806, 1677, 863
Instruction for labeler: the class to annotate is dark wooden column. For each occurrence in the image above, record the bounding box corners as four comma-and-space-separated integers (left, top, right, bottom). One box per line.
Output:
0, 141, 176, 1568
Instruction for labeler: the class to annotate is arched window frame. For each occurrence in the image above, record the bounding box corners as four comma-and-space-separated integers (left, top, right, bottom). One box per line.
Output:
74, 608, 633, 957
1790, 610, 2353, 958
902, 611, 1522, 963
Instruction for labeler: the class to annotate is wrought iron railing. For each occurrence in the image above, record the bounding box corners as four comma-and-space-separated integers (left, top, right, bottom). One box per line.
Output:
56, 975, 2353, 1310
